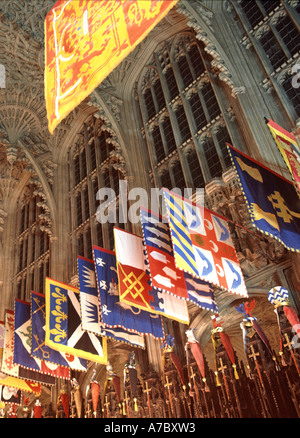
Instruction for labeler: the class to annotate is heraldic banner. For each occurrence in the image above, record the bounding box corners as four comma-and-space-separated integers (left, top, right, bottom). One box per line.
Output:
14, 299, 69, 382
163, 189, 248, 297
45, 0, 178, 133
93, 246, 164, 340
227, 143, 300, 252
31, 291, 87, 371
267, 119, 300, 197
140, 207, 218, 313
114, 226, 189, 323
0, 318, 41, 395
78, 255, 146, 348
45, 278, 107, 364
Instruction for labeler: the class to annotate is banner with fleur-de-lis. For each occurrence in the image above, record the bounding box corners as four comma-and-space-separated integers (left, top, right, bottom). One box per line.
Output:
45, 278, 107, 364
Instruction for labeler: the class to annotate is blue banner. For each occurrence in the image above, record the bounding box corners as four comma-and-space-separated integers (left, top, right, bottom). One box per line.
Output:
93, 246, 164, 339
228, 144, 300, 252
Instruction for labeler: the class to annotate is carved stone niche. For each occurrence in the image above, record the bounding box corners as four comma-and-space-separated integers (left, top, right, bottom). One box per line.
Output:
205, 178, 229, 217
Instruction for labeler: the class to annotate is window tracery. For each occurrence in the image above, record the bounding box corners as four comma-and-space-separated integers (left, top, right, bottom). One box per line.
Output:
237, 0, 300, 119
69, 116, 126, 260
136, 33, 234, 191
14, 185, 50, 300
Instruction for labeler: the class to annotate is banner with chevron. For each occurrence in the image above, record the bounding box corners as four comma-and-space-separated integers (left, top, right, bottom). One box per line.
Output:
1, 308, 54, 386
163, 188, 248, 297
45, 278, 107, 364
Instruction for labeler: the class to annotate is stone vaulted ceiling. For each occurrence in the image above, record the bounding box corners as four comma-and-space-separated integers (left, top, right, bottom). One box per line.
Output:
0, 0, 189, 197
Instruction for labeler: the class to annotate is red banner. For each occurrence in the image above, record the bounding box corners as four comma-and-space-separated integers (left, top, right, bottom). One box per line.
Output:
45, 0, 178, 133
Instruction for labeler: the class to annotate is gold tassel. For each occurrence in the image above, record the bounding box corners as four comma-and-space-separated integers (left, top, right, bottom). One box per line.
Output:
279, 351, 287, 366
134, 397, 138, 412
215, 371, 221, 386
203, 377, 210, 392
122, 402, 126, 416
232, 363, 239, 380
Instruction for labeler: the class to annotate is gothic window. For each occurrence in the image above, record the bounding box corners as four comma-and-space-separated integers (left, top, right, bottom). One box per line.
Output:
103, 167, 111, 188
259, 30, 287, 70
144, 86, 156, 121
236, 1, 300, 121
175, 104, 192, 142
281, 73, 300, 118
15, 188, 51, 300
188, 43, 206, 78
90, 141, 97, 172
153, 78, 166, 111
160, 169, 173, 190
99, 129, 110, 162
69, 116, 126, 258
214, 124, 233, 169
137, 33, 235, 192
96, 222, 104, 248
189, 93, 208, 132
239, 1, 280, 29
162, 117, 176, 154
112, 167, 120, 196
76, 193, 82, 227
74, 154, 80, 187
165, 67, 179, 101
172, 160, 186, 190
239, 0, 265, 28
152, 125, 166, 163
83, 187, 90, 222
178, 55, 194, 88
81, 148, 87, 180
202, 135, 223, 179
275, 14, 300, 57
201, 83, 221, 121
186, 150, 205, 189
77, 232, 84, 256
86, 227, 93, 260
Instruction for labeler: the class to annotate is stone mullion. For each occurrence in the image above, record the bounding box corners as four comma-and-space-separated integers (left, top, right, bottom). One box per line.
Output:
155, 60, 193, 192
178, 91, 210, 184
205, 69, 243, 155
178, 147, 195, 190
211, 122, 228, 172
82, 223, 91, 260
192, 130, 211, 185
282, 1, 300, 32
268, 14, 292, 61
171, 62, 204, 159
232, 3, 277, 74
92, 119, 104, 247
69, 151, 78, 272
153, 53, 184, 163
196, 85, 211, 127
137, 88, 161, 190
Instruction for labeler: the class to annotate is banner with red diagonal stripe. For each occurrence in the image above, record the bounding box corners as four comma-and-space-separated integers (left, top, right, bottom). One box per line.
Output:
140, 207, 218, 313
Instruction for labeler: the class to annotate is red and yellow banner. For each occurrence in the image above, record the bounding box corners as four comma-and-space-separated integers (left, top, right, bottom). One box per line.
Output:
267, 119, 300, 197
45, 0, 178, 133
